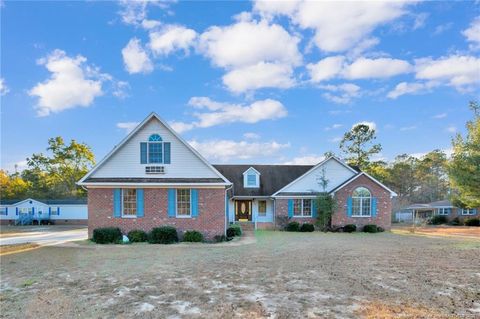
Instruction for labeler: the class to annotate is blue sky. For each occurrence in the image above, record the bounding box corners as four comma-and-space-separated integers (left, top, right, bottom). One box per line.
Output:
1, 1, 479, 172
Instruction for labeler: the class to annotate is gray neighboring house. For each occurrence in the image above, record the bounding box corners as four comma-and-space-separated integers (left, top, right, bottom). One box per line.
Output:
395, 200, 478, 222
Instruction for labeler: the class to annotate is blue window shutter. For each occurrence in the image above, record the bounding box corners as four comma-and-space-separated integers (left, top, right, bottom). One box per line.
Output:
57, 207, 60, 216
164, 142, 171, 164
114, 189, 121, 218
16, 207, 18, 215
5, 207, 8, 216
288, 199, 293, 218
191, 189, 198, 217
32, 207, 35, 215
168, 189, 176, 217
347, 197, 352, 217
48, 207, 51, 216
312, 200, 317, 218
140, 142, 147, 164
371, 198, 377, 217
137, 189, 144, 217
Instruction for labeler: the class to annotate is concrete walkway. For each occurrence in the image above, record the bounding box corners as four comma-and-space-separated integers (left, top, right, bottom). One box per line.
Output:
0, 226, 88, 246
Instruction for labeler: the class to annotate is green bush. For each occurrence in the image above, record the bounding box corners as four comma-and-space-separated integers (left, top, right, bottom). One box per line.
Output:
376, 226, 385, 232
127, 229, 148, 243
148, 226, 178, 244
343, 224, 357, 233
300, 223, 315, 232
92, 227, 122, 244
363, 224, 378, 233
449, 217, 464, 226
285, 221, 300, 232
183, 230, 204, 242
227, 224, 242, 237
430, 215, 448, 225
465, 218, 480, 226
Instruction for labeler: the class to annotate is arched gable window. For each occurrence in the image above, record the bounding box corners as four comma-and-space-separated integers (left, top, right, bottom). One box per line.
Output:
140, 134, 171, 164
352, 187, 371, 216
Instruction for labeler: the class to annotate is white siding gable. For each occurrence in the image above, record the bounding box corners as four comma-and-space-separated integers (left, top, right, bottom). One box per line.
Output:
243, 167, 260, 188
279, 158, 356, 193
90, 118, 221, 179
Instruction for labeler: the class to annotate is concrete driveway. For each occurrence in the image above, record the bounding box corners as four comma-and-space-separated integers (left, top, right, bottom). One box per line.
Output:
0, 225, 88, 246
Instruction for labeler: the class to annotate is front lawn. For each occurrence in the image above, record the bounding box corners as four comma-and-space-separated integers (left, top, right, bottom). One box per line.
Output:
1, 231, 478, 318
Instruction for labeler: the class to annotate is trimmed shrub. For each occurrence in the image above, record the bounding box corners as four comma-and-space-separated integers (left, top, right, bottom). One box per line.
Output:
449, 217, 464, 226
343, 224, 357, 233
376, 226, 385, 233
92, 227, 122, 244
214, 235, 229, 242
430, 215, 448, 225
148, 226, 178, 244
465, 218, 480, 226
183, 230, 204, 242
363, 224, 378, 233
300, 223, 315, 232
227, 224, 242, 237
127, 230, 148, 243
285, 221, 300, 232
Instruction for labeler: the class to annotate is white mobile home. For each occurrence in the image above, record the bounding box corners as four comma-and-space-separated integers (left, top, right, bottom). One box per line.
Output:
0, 198, 87, 225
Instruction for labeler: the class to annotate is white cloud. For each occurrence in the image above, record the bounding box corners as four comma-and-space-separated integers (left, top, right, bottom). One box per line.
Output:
329, 137, 342, 143
255, 0, 411, 52
324, 124, 343, 131
446, 126, 457, 133
400, 126, 417, 131
112, 81, 130, 99
462, 16, 480, 50
0, 78, 9, 96
222, 62, 294, 93
433, 113, 447, 119
343, 57, 412, 80
141, 19, 161, 30
319, 83, 361, 104
433, 22, 452, 36
387, 81, 435, 99
243, 132, 260, 139
122, 38, 154, 74
411, 147, 453, 159
352, 121, 377, 131
118, 0, 172, 28
29, 50, 104, 116
171, 97, 288, 133
307, 56, 345, 82
117, 121, 139, 134
149, 25, 197, 56
283, 155, 325, 165
199, 20, 301, 68
189, 139, 289, 162
414, 55, 480, 92
308, 56, 412, 83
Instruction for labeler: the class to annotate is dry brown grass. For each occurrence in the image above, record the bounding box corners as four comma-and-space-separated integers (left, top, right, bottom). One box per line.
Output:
356, 300, 461, 319
0, 243, 40, 255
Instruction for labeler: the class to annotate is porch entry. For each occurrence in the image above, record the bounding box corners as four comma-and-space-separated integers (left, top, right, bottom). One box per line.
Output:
235, 200, 252, 221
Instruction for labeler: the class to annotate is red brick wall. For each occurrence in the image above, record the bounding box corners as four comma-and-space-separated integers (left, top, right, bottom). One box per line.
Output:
88, 187, 226, 240
450, 208, 479, 221
332, 174, 392, 230
274, 199, 317, 228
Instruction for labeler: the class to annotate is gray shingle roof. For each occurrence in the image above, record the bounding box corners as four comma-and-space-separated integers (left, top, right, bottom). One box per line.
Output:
213, 164, 313, 197
0, 198, 87, 205
83, 177, 225, 183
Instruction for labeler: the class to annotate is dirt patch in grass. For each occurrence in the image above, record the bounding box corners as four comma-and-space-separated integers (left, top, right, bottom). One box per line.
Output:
1, 231, 479, 318
393, 225, 480, 240
0, 243, 39, 255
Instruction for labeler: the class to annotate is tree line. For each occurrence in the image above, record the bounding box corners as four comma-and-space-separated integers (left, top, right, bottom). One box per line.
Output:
1, 102, 478, 210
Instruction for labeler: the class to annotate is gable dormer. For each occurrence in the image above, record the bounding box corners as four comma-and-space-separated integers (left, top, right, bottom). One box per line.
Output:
243, 167, 260, 188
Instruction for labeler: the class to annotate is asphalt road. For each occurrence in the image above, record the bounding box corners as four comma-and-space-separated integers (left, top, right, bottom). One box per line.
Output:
0, 226, 88, 246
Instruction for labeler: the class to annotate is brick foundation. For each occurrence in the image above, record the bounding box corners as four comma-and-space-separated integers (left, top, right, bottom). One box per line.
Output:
87, 187, 226, 240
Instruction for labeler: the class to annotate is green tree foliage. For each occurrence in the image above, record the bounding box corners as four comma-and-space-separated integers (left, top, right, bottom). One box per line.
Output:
3, 137, 95, 199
315, 167, 337, 231
448, 101, 480, 208
340, 124, 382, 169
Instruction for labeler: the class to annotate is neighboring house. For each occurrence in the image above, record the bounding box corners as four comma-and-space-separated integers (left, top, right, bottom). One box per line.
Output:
78, 113, 397, 240
395, 200, 478, 222
0, 198, 87, 225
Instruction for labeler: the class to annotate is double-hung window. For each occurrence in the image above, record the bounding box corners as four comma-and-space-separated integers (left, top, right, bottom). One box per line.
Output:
122, 189, 137, 217
0, 207, 6, 215
437, 208, 450, 215
352, 187, 371, 217
247, 174, 256, 186
50, 207, 59, 215
293, 199, 312, 217
258, 200, 267, 216
176, 189, 191, 217
462, 208, 476, 216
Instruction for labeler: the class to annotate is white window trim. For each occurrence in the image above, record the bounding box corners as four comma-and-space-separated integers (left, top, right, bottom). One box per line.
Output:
437, 207, 450, 215
461, 208, 475, 216
293, 199, 313, 217
121, 188, 137, 218
176, 188, 192, 218
351, 188, 372, 217
0, 207, 7, 215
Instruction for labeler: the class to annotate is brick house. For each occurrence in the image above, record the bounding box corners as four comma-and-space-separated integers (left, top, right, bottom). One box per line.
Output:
395, 200, 478, 223
79, 113, 397, 239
